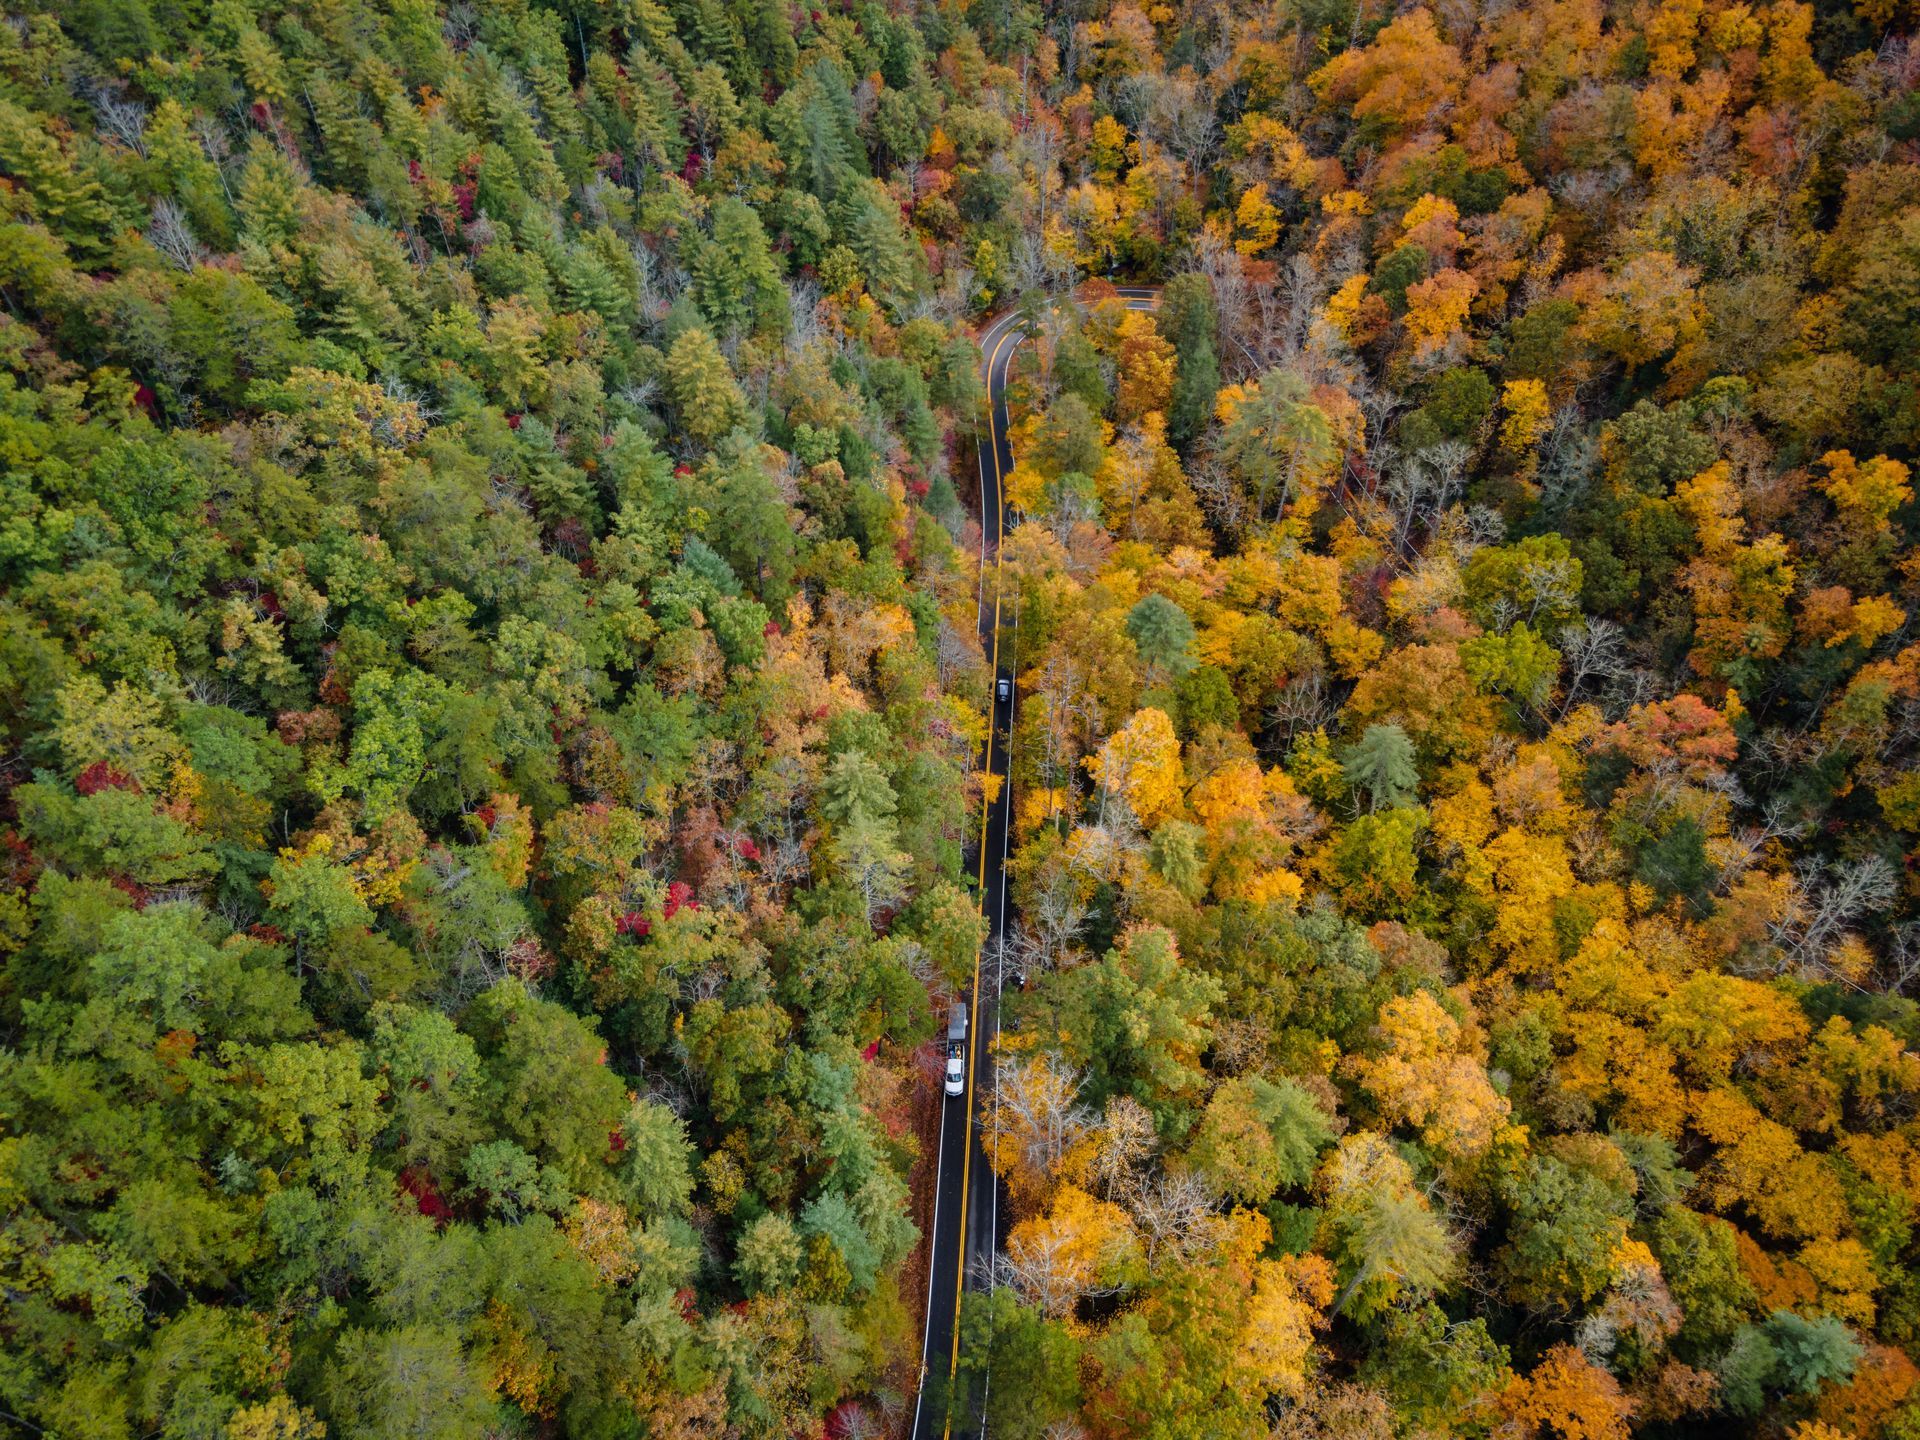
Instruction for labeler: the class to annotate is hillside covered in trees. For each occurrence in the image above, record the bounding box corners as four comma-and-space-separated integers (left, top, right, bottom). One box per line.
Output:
4, 0, 1920, 1437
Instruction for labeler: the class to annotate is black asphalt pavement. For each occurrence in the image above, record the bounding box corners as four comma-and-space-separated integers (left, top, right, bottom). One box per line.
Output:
910, 288, 1159, 1440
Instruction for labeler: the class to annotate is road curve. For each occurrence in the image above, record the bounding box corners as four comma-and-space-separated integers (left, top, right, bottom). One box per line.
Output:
910, 285, 1160, 1440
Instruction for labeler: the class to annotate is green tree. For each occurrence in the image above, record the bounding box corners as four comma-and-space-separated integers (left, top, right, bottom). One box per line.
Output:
1602, 397, 1717, 496
1052, 328, 1110, 416
369, 1003, 486, 1178
1149, 820, 1208, 900
683, 997, 788, 1125
1649, 1207, 1756, 1354
99, 1178, 245, 1291
693, 197, 790, 338
1362, 1304, 1511, 1428
266, 844, 375, 953
466, 980, 630, 1190
953, 1289, 1083, 1439
1766, 1310, 1863, 1397
1328, 807, 1428, 920
1461, 535, 1586, 638
835, 178, 918, 307
0, 97, 122, 261
50, 675, 185, 791
1044, 925, 1223, 1112
1328, 1188, 1459, 1323
709, 443, 799, 603
1219, 368, 1338, 517
1187, 1075, 1333, 1203
88, 902, 302, 1039
1341, 723, 1420, 812
346, 669, 453, 815
463, 1138, 570, 1219
899, 877, 988, 990
1030, 393, 1107, 479
320, 1325, 497, 1440
667, 326, 750, 447
235, 135, 305, 251
619, 1098, 697, 1217
820, 750, 895, 833
1161, 273, 1221, 453
1126, 593, 1198, 681
1499, 1154, 1635, 1309
1718, 1311, 1862, 1416
735, 1213, 805, 1294
1461, 623, 1562, 713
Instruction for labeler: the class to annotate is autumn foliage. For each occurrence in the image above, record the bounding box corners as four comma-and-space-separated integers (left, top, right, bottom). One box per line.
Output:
7, 0, 1920, 1433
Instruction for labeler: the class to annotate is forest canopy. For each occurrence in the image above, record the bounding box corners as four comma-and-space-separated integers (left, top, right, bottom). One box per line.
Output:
3, 0, 1920, 1437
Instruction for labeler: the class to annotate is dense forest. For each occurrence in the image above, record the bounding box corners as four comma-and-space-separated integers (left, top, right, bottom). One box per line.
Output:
3, 0, 1920, 1436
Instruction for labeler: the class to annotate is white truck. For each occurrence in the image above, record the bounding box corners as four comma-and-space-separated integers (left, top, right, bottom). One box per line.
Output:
944, 1002, 968, 1097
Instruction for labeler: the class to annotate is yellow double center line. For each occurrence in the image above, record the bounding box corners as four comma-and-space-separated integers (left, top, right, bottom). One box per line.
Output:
943, 317, 1022, 1436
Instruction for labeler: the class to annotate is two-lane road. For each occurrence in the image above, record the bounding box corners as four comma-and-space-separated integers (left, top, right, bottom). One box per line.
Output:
911, 286, 1159, 1440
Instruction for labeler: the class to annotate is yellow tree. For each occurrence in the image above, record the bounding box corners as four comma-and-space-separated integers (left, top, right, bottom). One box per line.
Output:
1553, 921, 1690, 1138
1002, 1182, 1142, 1317
562, 1196, 640, 1285
1674, 463, 1796, 679
1309, 8, 1467, 140
1086, 707, 1186, 828
1188, 759, 1312, 904
1491, 1344, 1636, 1440
1234, 183, 1282, 256
225, 1399, 328, 1440
1113, 309, 1178, 424
1238, 1251, 1337, 1401
1097, 414, 1209, 547
982, 1051, 1095, 1205
1645, 0, 1705, 78
1571, 249, 1703, 373
1483, 828, 1579, 974
1090, 113, 1131, 181
1402, 193, 1465, 263
1691, 1086, 1848, 1243
1325, 273, 1383, 347
1820, 450, 1912, 535
1349, 990, 1512, 1159
1501, 378, 1552, 460
1405, 269, 1479, 361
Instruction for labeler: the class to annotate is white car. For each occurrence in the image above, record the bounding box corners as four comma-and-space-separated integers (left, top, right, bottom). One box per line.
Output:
944, 1002, 968, 1096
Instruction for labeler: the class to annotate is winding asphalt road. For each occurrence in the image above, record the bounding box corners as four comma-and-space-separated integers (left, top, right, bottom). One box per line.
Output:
910, 286, 1160, 1440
